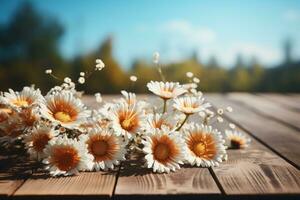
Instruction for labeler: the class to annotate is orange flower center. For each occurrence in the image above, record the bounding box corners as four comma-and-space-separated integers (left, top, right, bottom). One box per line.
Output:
91, 140, 108, 156
152, 135, 179, 164
32, 133, 51, 152
154, 143, 170, 161
87, 135, 118, 162
54, 111, 72, 123
0, 113, 8, 123
193, 142, 206, 156
51, 146, 80, 171
230, 138, 244, 149
188, 132, 216, 159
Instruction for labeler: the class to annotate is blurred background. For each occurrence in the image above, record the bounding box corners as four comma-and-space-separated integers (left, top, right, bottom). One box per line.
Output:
0, 0, 300, 94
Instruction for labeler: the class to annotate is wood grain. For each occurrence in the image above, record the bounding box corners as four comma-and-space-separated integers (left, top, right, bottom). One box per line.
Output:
0, 156, 31, 198
211, 121, 300, 194
259, 94, 300, 112
114, 157, 221, 199
228, 93, 300, 131
14, 171, 117, 198
206, 94, 300, 168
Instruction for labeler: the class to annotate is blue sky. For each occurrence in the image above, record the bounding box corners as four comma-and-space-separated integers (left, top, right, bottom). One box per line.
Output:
1, 0, 300, 68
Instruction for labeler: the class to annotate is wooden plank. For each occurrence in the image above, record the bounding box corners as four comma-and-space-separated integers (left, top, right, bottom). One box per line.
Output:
259, 94, 300, 112
0, 155, 31, 198
114, 156, 221, 199
206, 94, 300, 168
228, 93, 300, 131
211, 118, 300, 195
13, 171, 117, 199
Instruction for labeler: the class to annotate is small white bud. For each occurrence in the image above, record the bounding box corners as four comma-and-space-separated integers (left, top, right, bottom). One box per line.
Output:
186, 72, 193, 78
153, 52, 160, 64
217, 108, 224, 115
78, 77, 85, 84
130, 75, 137, 82
199, 111, 206, 118
226, 106, 233, 112
80, 72, 85, 76
64, 77, 71, 83
193, 77, 200, 83
45, 69, 52, 74
95, 59, 105, 70
217, 116, 224, 123
229, 123, 236, 129
95, 93, 102, 103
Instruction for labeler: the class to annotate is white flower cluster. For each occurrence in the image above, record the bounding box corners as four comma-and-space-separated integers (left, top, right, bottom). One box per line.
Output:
1, 55, 251, 177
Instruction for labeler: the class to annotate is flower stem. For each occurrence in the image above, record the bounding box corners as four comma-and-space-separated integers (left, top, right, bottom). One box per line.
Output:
162, 99, 167, 113
157, 64, 166, 82
176, 114, 190, 131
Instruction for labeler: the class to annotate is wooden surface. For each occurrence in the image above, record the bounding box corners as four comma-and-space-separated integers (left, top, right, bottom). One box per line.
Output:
0, 93, 300, 199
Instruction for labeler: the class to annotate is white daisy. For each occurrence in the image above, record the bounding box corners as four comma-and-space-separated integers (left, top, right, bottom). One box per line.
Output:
186, 72, 194, 78
43, 135, 93, 176
183, 124, 227, 167
142, 128, 187, 173
147, 81, 186, 100
24, 125, 59, 161
2, 87, 44, 109
41, 92, 90, 129
110, 102, 145, 139
80, 128, 126, 171
225, 129, 251, 149
145, 113, 176, 132
173, 96, 211, 115
19, 107, 40, 129
119, 90, 149, 109
0, 103, 13, 124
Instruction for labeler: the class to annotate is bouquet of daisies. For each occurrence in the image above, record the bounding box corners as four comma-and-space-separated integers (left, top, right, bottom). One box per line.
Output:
0, 53, 250, 176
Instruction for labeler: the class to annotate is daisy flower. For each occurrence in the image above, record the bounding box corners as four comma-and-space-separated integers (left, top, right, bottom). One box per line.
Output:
24, 125, 59, 161
142, 128, 187, 173
225, 130, 251, 149
43, 135, 93, 176
19, 107, 40, 128
147, 81, 186, 100
145, 113, 176, 132
41, 92, 90, 129
110, 102, 145, 139
80, 128, 126, 171
0, 104, 13, 124
118, 90, 148, 109
2, 87, 44, 109
183, 124, 227, 167
173, 96, 211, 115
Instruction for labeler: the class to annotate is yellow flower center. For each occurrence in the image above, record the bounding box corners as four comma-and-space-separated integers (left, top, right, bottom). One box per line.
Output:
154, 143, 170, 161
121, 119, 133, 130
91, 140, 108, 156
13, 100, 29, 107
193, 142, 206, 156
54, 111, 72, 123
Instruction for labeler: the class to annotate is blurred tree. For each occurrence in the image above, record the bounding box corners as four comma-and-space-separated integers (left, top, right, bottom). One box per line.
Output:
229, 54, 251, 91
75, 36, 128, 94
248, 56, 264, 91
0, 1, 66, 92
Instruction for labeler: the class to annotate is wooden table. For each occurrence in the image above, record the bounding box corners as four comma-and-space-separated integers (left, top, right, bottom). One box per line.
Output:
1, 93, 300, 199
